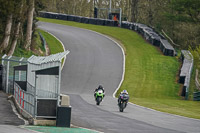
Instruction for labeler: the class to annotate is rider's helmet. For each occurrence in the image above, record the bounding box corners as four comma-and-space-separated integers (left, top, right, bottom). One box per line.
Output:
98, 85, 103, 90
122, 90, 128, 95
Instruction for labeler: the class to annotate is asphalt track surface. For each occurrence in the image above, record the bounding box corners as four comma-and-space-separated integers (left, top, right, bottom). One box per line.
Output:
38, 22, 200, 133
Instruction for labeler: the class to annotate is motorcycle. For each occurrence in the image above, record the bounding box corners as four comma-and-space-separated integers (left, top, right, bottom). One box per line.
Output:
118, 94, 129, 112
95, 89, 104, 105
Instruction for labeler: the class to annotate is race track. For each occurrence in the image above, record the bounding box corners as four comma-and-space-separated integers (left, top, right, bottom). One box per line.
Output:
38, 22, 200, 133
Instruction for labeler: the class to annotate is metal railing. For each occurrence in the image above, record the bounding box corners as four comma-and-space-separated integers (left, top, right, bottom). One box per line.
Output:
14, 82, 35, 117
15, 81, 58, 118
1, 55, 27, 94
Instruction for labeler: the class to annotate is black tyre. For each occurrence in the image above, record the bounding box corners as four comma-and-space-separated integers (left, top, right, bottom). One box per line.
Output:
119, 102, 125, 112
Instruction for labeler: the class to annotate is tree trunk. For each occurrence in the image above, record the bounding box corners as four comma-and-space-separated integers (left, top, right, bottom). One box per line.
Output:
0, 14, 13, 52
7, 22, 21, 56
148, 0, 153, 26
131, 0, 139, 22
25, 0, 35, 51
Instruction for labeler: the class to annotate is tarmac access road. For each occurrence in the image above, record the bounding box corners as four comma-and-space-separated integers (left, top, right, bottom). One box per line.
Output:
37, 22, 200, 133
0, 91, 37, 133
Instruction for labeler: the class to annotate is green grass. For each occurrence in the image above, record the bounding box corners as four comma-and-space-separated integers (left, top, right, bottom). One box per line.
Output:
14, 29, 44, 57
13, 46, 34, 58
13, 28, 64, 58
38, 17, 200, 119
37, 29, 64, 54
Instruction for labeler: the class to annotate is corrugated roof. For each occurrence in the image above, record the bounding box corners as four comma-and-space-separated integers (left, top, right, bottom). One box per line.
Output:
28, 51, 70, 64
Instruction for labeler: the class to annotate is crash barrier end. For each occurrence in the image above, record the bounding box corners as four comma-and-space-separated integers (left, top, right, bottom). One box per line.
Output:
56, 106, 71, 127
56, 94, 71, 127
60, 94, 70, 106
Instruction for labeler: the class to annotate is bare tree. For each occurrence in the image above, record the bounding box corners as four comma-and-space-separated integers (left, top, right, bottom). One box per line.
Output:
8, 22, 20, 56
25, 0, 35, 51
8, 1, 24, 56
0, 14, 13, 53
131, 0, 139, 22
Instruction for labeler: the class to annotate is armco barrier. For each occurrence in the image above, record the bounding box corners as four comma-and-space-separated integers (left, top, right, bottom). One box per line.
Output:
88, 18, 97, 25
14, 82, 35, 116
179, 50, 193, 99
96, 19, 105, 26
58, 14, 68, 20
160, 39, 175, 56
68, 15, 75, 21
74, 16, 82, 23
193, 92, 200, 101
120, 21, 175, 56
79, 17, 87, 23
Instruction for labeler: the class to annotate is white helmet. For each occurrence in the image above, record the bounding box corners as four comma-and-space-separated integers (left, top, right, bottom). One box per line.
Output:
122, 90, 128, 94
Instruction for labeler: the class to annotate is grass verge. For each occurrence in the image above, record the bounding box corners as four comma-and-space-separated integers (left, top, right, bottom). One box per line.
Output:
37, 29, 64, 54
38, 17, 200, 119
14, 28, 64, 57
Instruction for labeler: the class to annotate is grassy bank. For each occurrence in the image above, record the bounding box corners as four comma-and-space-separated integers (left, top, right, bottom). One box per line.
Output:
13, 29, 64, 58
38, 17, 200, 119
37, 29, 64, 54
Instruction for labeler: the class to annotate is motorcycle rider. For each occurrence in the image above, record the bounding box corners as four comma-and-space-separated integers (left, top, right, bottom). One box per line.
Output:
118, 90, 129, 107
94, 85, 105, 97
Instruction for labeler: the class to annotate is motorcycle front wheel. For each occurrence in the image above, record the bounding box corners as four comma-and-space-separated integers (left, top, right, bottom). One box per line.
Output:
96, 97, 102, 105
119, 102, 125, 112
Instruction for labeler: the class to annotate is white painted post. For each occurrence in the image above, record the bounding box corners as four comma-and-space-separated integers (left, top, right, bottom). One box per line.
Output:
19, 57, 24, 81
57, 62, 61, 106
119, 8, 122, 27
6, 56, 12, 93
